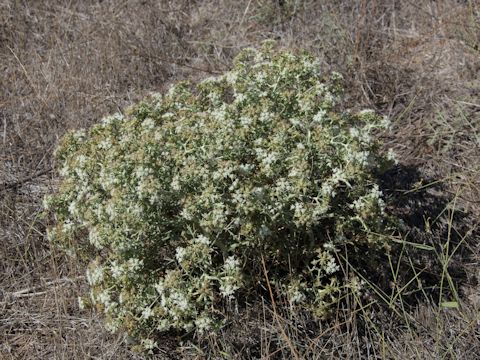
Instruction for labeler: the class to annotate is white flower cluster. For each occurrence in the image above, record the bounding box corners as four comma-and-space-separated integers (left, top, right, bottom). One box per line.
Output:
46, 43, 395, 350
86, 265, 104, 286
311, 249, 340, 277
219, 256, 242, 299
286, 279, 307, 305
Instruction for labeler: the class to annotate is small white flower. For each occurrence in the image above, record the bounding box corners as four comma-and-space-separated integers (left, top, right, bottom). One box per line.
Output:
72, 129, 86, 140
78, 296, 86, 310
359, 109, 375, 116
67, 201, 78, 216
313, 109, 327, 123
142, 338, 157, 351
142, 118, 155, 129
180, 207, 193, 220
86, 266, 104, 285
323, 242, 336, 251
331, 167, 347, 184
105, 202, 116, 219
224, 256, 240, 272
154, 282, 165, 295
219, 281, 239, 299
289, 288, 306, 305
290, 291, 305, 304
262, 152, 277, 166
255, 72, 266, 82
59, 165, 69, 177
195, 315, 213, 333
102, 113, 124, 125
42, 195, 53, 210
325, 256, 340, 274
387, 148, 398, 164
349, 127, 360, 138
382, 116, 391, 129
211, 105, 227, 121
331, 71, 343, 81
324, 92, 335, 105
202, 76, 220, 84
171, 176, 181, 190
252, 187, 263, 198
238, 163, 254, 173
62, 219, 74, 233
290, 118, 301, 126
98, 139, 111, 150
207, 91, 221, 103
105, 319, 119, 333
171, 291, 189, 311
349, 276, 365, 294
76, 154, 87, 165
97, 290, 111, 306
110, 261, 123, 279
225, 71, 238, 84
346, 150, 370, 167
162, 112, 174, 118
370, 184, 383, 199
142, 307, 154, 319
195, 234, 210, 245
234, 92, 247, 103
46, 228, 57, 242
259, 110, 273, 124
127, 258, 143, 271
321, 182, 335, 197
288, 168, 299, 178
135, 166, 150, 179
258, 224, 271, 238
175, 247, 187, 263
157, 319, 171, 332
240, 116, 252, 126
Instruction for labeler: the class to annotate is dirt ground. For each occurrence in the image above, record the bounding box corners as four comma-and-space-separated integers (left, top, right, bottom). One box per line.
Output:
1, 1, 479, 359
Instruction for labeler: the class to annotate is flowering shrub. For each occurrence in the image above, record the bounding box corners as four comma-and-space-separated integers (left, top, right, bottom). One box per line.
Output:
45, 42, 396, 352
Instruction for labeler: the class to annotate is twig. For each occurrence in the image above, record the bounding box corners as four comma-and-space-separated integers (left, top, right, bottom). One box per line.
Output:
1, 167, 53, 192
6, 276, 84, 299
136, 50, 223, 75
455, 100, 480, 108
261, 255, 300, 360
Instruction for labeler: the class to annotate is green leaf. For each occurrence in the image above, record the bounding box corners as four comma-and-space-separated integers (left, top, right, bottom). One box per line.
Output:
440, 301, 459, 309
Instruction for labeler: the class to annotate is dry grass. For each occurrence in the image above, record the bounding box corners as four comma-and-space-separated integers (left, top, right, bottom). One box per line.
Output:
1, 0, 479, 358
